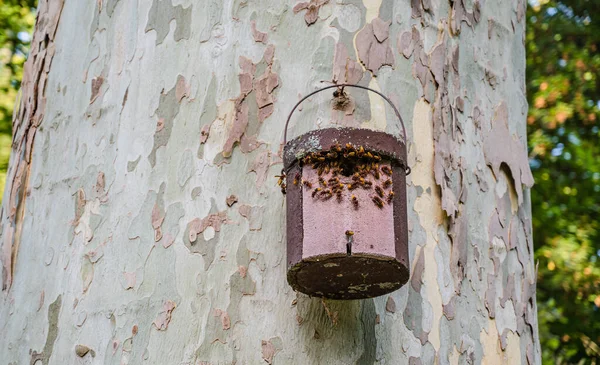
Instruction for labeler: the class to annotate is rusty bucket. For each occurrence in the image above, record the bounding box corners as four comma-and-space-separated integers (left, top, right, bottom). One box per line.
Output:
282, 84, 411, 300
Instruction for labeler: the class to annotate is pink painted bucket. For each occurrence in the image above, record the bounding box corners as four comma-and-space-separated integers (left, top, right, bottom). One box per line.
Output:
282, 85, 411, 299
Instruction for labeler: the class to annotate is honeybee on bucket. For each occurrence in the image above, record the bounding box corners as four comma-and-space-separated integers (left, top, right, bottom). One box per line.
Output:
351, 195, 359, 210
372, 196, 384, 208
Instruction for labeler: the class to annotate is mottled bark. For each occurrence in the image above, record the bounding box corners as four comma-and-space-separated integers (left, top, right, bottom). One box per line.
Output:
1, 0, 539, 364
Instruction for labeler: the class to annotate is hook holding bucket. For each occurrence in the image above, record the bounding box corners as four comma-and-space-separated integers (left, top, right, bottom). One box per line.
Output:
283, 84, 410, 175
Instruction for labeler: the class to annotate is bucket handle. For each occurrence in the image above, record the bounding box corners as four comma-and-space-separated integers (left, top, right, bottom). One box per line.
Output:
283, 83, 408, 146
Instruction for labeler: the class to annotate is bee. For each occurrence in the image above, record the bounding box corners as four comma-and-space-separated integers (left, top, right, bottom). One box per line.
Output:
317, 157, 325, 162
336, 189, 343, 202
387, 191, 395, 204
293, 173, 300, 185
327, 152, 337, 159
366, 152, 374, 159
359, 177, 365, 184
362, 180, 373, 189
334, 143, 342, 152
302, 180, 312, 189
281, 183, 287, 195
320, 189, 333, 200
345, 143, 353, 149
373, 154, 381, 161
383, 179, 392, 189
319, 177, 327, 186
373, 169, 381, 180
375, 185, 385, 198
275, 172, 286, 187
351, 195, 359, 210
381, 166, 392, 176
324, 165, 330, 174
317, 165, 324, 176
328, 177, 339, 185
312, 187, 322, 198
345, 230, 354, 236
372, 196, 384, 208
348, 151, 356, 157
348, 182, 359, 190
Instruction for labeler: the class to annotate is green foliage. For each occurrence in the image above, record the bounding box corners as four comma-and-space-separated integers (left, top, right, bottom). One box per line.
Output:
0, 0, 36, 201
527, 0, 600, 363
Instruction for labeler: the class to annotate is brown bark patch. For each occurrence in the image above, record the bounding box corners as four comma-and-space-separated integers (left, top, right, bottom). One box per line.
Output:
356, 18, 395, 75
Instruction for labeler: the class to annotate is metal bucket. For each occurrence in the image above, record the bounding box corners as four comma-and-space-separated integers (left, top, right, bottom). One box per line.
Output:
281, 84, 411, 300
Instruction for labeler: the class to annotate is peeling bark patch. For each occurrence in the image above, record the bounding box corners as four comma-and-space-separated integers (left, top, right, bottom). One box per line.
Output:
251, 20, 268, 43
483, 102, 534, 205
411, 248, 425, 292
248, 149, 272, 189
226, 195, 238, 207
404, 287, 429, 345
148, 82, 181, 167
175, 75, 191, 102
184, 211, 231, 267
214, 309, 231, 330
30, 295, 61, 365
332, 43, 363, 85
443, 296, 456, 320
145, 0, 192, 45
385, 296, 396, 313
397, 30, 415, 59
90, 76, 104, 103
153, 300, 176, 330
238, 204, 264, 231
75, 344, 95, 358
212, 47, 278, 158
449, 0, 481, 35
449, 210, 468, 290
261, 340, 276, 364
293, 0, 329, 26
485, 274, 496, 318
187, 212, 230, 241
2, 0, 64, 291
356, 18, 395, 75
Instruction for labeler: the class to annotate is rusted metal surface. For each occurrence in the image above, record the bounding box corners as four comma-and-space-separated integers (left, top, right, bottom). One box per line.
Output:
288, 253, 410, 300
283, 127, 408, 170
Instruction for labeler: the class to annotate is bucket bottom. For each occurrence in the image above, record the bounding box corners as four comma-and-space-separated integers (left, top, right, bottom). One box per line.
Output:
287, 253, 409, 300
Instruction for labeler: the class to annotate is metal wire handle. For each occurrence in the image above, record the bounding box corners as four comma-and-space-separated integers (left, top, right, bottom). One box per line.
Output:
283, 83, 408, 145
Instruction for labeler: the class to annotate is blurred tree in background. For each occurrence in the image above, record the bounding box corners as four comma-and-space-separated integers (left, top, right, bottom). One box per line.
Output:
0, 0, 598, 363
0, 0, 36, 200
527, 0, 600, 363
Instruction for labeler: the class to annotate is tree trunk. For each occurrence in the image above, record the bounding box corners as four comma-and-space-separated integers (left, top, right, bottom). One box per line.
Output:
0, 0, 540, 364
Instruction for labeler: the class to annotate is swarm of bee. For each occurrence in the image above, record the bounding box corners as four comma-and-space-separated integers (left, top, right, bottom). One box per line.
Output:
277, 142, 396, 209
